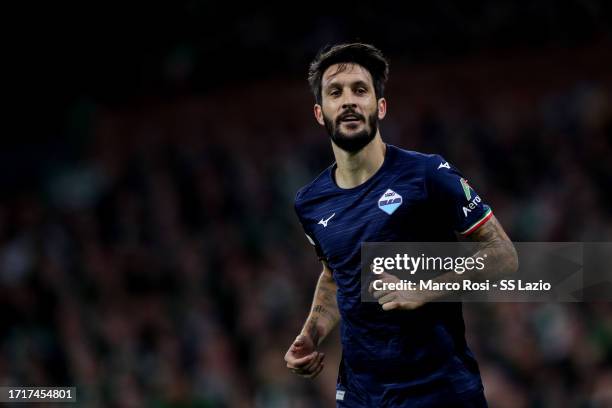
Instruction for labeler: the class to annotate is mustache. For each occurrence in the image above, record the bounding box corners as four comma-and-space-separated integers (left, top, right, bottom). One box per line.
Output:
336, 110, 366, 124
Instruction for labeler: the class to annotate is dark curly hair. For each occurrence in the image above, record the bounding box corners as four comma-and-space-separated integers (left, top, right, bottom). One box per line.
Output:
307, 43, 389, 105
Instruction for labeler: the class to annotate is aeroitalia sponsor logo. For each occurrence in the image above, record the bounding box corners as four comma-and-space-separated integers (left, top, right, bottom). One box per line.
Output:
462, 195, 482, 217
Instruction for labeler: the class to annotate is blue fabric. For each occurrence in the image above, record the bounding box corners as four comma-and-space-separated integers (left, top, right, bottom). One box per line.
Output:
295, 145, 491, 406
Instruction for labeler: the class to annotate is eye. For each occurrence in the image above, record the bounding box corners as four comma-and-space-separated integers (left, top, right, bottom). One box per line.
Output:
357, 88, 367, 94
329, 89, 340, 96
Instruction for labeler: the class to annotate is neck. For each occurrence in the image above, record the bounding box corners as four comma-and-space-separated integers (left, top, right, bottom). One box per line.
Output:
332, 132, 386, 189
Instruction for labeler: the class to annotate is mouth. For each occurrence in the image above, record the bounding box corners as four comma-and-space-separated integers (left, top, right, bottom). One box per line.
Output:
338, 115, 362, 124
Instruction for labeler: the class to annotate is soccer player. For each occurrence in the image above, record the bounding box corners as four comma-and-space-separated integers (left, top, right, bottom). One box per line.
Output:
284, 43, 518, 407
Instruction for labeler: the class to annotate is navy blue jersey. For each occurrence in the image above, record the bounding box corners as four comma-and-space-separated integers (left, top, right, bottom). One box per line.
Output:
294, 145, 492, 407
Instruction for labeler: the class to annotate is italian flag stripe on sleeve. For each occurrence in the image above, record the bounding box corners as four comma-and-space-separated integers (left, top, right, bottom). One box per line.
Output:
460, 208, 493, 236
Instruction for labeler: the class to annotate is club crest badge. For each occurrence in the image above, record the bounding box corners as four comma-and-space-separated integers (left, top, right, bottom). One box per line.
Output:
378, 189, 403, 215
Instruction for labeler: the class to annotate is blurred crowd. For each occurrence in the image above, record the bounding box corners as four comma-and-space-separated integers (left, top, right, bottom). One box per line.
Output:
1, 45, 612, 407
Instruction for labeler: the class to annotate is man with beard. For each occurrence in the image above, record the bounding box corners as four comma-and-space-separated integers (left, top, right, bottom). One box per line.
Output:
284, 43, 517, 407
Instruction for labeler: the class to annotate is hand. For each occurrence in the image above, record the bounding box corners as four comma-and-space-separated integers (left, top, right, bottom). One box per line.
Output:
369, 272, 426, 311
284, 333, 325, 379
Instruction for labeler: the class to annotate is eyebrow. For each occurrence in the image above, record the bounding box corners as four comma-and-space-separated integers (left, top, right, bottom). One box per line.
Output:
324, 79, 371, 90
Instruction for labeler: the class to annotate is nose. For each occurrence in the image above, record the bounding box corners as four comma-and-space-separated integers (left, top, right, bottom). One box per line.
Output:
340, 88, 358, 109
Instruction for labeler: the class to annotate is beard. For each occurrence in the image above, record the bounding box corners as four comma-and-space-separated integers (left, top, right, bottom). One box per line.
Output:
323, 109, 379, 153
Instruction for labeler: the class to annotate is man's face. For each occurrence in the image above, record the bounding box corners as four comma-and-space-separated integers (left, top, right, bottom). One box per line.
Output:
315, 63, 386, 153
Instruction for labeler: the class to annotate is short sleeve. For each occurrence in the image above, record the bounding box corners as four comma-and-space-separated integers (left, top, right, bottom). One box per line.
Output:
294, 198, 326, 260
426, 155, 493, 236
302, 228, 326, 260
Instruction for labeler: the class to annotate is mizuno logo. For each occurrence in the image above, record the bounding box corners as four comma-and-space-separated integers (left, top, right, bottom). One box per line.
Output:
318, 213, 335, 228
438, 161, 450, 170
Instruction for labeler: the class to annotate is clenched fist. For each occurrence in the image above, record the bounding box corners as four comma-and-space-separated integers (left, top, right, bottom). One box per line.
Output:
284, 333, 325, 379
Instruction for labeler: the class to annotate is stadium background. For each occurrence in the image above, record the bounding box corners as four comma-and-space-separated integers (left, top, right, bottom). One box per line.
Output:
3, 3, 612, 407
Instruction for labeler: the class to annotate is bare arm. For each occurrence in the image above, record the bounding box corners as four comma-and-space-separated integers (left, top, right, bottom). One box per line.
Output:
372, 215, 518, 310
300, 260, 340, 346
285, 261, 340, 378
462, 214, 518, 280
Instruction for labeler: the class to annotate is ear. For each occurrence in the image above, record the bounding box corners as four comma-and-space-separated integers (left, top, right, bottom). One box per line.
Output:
377, 98, 387, 120
313, 104, 325, 126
